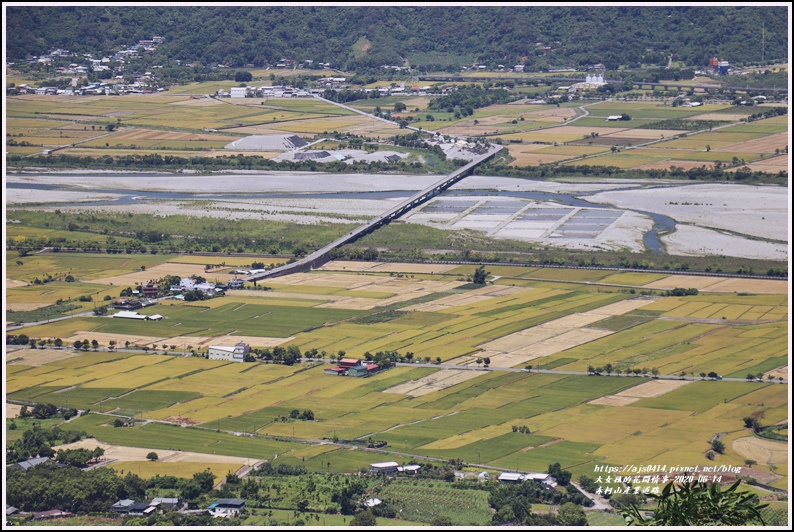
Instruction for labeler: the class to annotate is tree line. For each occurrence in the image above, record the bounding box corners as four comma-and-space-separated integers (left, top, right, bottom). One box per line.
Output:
6, 7, 788, 70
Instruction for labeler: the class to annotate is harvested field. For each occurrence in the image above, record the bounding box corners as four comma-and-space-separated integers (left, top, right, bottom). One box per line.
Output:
725, 156, 788, 173
714, 133, 787, 153
634, 160, 718, 171
601, 128, 688, 139
170, 98, 225, 107
615, 379, 692, 398
6, 279, 29, 289
4, 348, 84, 366
643, 275, 788, 295
469, 297, 658, 367
90, 262, 230, 286
320, 261, 458, 274
165, 334, 293, 349
589, 380, 691, 407
104, 129, 239, 142
6, 403, 23, 418
508, 152, 572, 166
63, 332, 167, 348
588, 396, 639, 407
731, 436, 788, 465
765, 366, 788, 379
688, 113, 751, 121
382, 369, 480, 397
54, 437, 252, 465
405, 285, 528, 312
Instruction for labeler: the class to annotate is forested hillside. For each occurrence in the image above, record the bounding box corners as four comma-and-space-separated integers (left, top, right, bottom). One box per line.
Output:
6, 6, 787, 71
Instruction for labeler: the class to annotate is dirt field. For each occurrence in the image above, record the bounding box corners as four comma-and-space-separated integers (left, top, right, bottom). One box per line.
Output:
108, 129, 238, 142
405, 285, 528, 312
63, 331, 168, 348
6, 302, 53, 312
509, 152, 573, 166
381, 369, 480, 397
6, 279, 29, 289
54, 437, 253, 465
731, 436, 789, 465
615, 379, 692, 398
644, 275, 788, 295
90, 262, 232, 286
166, 334, 293, 348
715, 133, 787, 153
724, 155, 789, 174
589, 379, 691, 406
320, 261, 458, 274
588, 395, 640, 407
6, 403, 23, 418
765, 366, 788, 379
6, 348, 84, 366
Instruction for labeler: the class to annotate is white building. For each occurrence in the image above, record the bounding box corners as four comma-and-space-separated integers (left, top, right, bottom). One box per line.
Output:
207, 342, 250, 362
230, 87, 247, 98
568, 73, 607, 92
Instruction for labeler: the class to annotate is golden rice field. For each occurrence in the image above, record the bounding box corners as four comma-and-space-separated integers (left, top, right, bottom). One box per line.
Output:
5, 260, 789, 486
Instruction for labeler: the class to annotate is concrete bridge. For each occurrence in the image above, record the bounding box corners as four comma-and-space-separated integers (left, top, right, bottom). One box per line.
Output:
243, 145, 503, 282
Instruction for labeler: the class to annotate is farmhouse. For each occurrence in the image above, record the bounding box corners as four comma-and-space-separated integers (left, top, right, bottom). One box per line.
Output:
114, 298, 143, 310
229, 87, 247, 98
369, 461, 400, 475
207, 342, 250, 362
497, 472, 556, 488
208, 499, 245, 517
9, 457, 51, 471
226, 278, 245, 289
112, 310, 163, 320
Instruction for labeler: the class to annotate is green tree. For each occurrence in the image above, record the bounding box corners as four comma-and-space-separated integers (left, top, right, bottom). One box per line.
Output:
557, 502, 587, 526
146, 452, 159, 461
350, 510, 377, 526
471, 265, 489, 284
711, 438, 725, 454
621, 480, 767, 525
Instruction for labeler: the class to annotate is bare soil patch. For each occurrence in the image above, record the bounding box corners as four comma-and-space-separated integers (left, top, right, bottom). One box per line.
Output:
5, 347, 84, 366
614, 379, 692, 399
91, 262, 233, 286
714, 133, 787, 153
589, 395, 641, 407
6, 403, 23, 418
54, 437, 253, 464
382, 369, 480, 397
6, 279, 29, 289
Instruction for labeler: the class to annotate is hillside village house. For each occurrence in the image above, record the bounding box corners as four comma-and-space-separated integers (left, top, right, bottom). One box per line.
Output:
207, 342, 250, 362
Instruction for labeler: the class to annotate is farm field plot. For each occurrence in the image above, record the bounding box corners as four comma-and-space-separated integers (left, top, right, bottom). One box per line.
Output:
731, 436, 788, 466
713, 132, 787, 153
643, 275, 787, 294
109, 461, 243, 481
324, 261, 458, 274
376, 480, 492, 526
589, 379, 692, 407
569, 153, 670, 169
6, 253, 174, 282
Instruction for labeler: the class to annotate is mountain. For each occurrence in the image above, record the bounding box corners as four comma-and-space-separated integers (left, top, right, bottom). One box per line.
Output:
6, 6, 788, 70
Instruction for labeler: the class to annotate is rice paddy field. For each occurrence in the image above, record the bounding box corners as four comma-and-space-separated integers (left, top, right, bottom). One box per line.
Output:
5, 255, 789, 493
